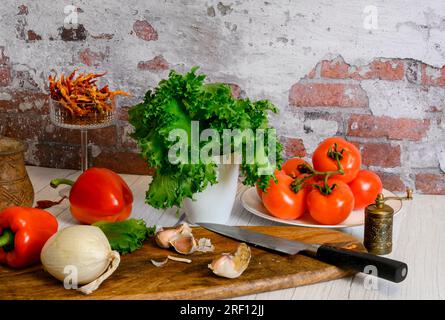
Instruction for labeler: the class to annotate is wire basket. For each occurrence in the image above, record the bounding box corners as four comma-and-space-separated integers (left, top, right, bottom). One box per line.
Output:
49, 99, 116, 130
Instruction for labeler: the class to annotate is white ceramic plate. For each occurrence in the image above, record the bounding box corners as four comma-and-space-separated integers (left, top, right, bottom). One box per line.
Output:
241, 187, 402, 228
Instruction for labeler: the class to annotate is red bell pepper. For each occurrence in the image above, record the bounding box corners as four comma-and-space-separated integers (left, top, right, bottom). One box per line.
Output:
0, 207, 58, 268
50, 167, 133, 224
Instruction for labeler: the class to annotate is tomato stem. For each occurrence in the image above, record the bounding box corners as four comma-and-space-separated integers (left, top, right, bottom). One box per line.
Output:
290, 174, 313, 193
290, 144, 346, 194
312, 174, 337, 195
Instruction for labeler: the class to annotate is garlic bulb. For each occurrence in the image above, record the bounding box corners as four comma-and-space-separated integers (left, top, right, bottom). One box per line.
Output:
41, 225, 120, 295
208, 243, 251, 279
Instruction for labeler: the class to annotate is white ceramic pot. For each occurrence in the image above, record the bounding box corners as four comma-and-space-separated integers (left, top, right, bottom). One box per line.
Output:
182, 156, 240, 224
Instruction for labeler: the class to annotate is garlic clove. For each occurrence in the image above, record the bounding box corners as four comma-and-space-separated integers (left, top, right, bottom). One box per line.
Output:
155, 226, 181, 248
169, 234, 197, 255
154, 223, 193, 249
208, 243, 251, 279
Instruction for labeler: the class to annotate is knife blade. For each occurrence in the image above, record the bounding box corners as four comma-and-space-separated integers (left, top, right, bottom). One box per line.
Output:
198, 223, 408, 283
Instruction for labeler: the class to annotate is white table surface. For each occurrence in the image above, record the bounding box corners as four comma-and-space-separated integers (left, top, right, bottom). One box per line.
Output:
27, 166, 445, 300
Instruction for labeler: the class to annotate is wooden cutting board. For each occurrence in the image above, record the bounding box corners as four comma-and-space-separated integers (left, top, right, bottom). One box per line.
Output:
0, 226, 365, 300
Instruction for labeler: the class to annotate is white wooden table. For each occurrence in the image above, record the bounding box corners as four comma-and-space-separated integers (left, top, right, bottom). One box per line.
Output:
27, 166, 445, 300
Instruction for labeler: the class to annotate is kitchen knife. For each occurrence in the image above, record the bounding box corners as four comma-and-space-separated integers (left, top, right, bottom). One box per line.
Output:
198, 223, 408, 283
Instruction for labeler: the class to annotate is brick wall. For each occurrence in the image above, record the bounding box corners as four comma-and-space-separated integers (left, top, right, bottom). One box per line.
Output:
284, 56, 445, 194
1, 1, 445, 194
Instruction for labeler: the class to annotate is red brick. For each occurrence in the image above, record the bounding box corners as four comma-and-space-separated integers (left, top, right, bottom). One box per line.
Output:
320, 58, 404, 81
45, 125, 117, 146
375, 172, 405, 192
415, 173, 445, 194
119, 124, 137, 149
1, 114, 46, 141
307, 68, 316, 79
1, 111, 117, 147
362, 143, 401, 168
79, 48, 108, 66
289, 83, 368, 108
133, 20, 158, 41
0, 91, 49, 113
228, 83, 241, 99
118, 106, 130, 121
59, 24, 87, 41
28, 143, 81, 170
17, 5, 28, 15
93, 151, 154, 175
0, 66, 12, 87
137, 55, 168, 72
364, 60, 404, 80
27, 30, 42, 41
321, 59, 351, 79
0, 47, 11, 87
421, 64, 445, 86
281, 137, 306, 158
347, 114, 430, 141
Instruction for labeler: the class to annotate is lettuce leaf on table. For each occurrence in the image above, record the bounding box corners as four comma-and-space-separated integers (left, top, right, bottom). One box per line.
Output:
93, 219, 156, 254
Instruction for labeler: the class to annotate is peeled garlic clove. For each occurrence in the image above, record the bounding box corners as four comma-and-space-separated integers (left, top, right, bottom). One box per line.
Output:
208, 243, 251, 279
169, 234, 197, 255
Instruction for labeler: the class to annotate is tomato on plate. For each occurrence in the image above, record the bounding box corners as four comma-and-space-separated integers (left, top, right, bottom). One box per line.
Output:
312, 137, 361, 183
348, 170, 383, 209
282, 158, 311, 178
256, 169, 286, 198
262, 174, 308, 220
307, 179, 355, 225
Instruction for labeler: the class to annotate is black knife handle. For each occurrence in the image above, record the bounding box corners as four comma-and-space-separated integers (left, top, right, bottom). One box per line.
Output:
316, 245, 408, 283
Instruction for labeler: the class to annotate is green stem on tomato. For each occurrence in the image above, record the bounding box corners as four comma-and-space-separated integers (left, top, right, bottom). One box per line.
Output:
50, 178, 75, 189
0, 229, 14, 252
312, 173, 337, 195
291, 174, 313, 193
291, 143, 346, 194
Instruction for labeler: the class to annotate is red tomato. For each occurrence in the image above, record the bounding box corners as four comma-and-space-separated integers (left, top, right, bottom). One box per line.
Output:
282, 158, 311, 178
256, 169, 286, 198
262, 174, 308, 220
312, 137, 361, 183
348, 170, 383, 209
307, 179, 355, 225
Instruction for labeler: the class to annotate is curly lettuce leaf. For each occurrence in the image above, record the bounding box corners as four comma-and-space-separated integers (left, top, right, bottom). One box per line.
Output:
129, 67, 282, 209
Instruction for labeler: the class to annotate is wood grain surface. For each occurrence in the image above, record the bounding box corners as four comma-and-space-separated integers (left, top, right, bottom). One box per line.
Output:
0, 226, 365, 300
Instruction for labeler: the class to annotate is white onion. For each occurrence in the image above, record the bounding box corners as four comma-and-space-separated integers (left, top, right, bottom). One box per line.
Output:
41, 225, 120, 295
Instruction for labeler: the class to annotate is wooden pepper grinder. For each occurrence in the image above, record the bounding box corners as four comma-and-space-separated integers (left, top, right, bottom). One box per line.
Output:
364, 189, 413, 255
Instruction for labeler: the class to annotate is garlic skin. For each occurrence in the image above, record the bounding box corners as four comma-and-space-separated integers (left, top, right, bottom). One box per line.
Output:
155, 223, 197, 254
155, 228, 180, 248
40, 225, 120, 291
209, 243, 251, 279
169, 234, 197, 255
